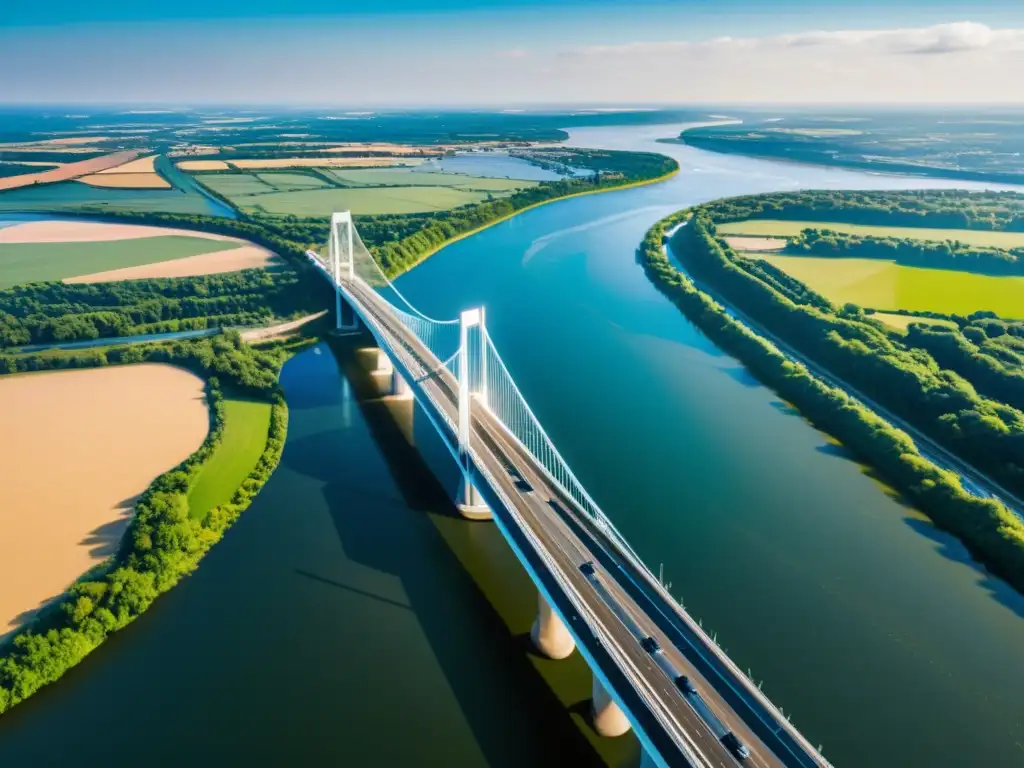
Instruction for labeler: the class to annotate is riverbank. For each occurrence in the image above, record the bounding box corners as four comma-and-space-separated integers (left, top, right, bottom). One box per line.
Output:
638, 211, 1024, 596
392, 167, 679, 277
0, 335, 300, 714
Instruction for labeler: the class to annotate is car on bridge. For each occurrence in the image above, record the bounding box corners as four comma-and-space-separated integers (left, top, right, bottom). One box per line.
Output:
674, 675, 697, 696
721, 732, 752, 762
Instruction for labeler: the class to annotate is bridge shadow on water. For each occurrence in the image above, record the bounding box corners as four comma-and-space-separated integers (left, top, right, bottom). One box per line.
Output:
280, 337, 638, 768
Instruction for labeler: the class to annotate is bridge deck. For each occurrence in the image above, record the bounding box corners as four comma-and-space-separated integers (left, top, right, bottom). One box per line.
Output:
341, 276, 812, 768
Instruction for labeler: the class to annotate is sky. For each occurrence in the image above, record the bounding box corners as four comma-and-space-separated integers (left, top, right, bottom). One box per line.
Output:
2, 0, 1024, 105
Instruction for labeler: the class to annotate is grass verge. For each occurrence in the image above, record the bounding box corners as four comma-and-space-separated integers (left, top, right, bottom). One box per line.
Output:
188, 395, 274, 520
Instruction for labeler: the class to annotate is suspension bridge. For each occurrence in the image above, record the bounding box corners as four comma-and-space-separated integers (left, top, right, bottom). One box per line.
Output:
307, 212, 832, 768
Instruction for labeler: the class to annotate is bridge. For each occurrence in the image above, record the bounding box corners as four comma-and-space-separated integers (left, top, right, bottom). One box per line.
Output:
307, 212, 833, 768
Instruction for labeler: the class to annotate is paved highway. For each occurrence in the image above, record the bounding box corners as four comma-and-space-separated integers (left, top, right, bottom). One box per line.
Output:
334, 271, 829, 768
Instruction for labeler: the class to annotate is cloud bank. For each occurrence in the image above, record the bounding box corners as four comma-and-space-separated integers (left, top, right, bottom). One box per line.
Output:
2, 20, 1022, 104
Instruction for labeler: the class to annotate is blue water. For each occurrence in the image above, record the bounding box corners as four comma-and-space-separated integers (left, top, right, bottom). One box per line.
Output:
3, 124, 1024, 767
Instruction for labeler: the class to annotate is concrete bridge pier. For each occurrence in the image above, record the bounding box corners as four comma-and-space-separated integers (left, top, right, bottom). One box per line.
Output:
389, 369, 413, 399
456, 473, 493, 520
372, 348, 393, 375
592, 675, 632, 738
530, 593, 575, 659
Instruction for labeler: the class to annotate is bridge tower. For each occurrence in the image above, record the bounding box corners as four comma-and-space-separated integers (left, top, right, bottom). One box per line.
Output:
329, 211, 360, 331
457, 307, 492, 520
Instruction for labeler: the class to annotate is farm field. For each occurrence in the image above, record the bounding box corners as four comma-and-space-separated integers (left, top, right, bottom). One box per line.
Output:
758, 253, 1024, 317
255, 171, 330, 190
187, 395, 273, 520
0, 180, 217, 215
67, 245, 281, 283
240, 186, 494, 215
328, 168, 538, 190
0, 364, 209, 636
0, 236, 242, 287
870, 312, 959, 332
79, 154, 171, 189
0, 150, 142, 191
194, 166, 535, 215
719, 219, 1024, 249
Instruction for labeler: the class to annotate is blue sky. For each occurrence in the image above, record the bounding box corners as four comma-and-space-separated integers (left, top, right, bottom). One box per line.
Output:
2, 0, 1024, 104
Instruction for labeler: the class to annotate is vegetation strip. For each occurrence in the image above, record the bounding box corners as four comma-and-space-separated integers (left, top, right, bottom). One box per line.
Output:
638, 208, 1024, 597
0, 333, 303, 714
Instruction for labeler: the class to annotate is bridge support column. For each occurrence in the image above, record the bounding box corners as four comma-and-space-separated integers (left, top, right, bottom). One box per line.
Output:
592, 675, 631, 738
373, 348, 393, 375
389, 369, 413, 400
530, 592, 575, 659
457, 473, 492, 520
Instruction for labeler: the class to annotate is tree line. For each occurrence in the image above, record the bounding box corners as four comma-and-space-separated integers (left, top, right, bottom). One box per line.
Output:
637, 211, 1024, 598
0, 270, 324, 349
704, 189, 1024, 232
786, 228, 1024, 276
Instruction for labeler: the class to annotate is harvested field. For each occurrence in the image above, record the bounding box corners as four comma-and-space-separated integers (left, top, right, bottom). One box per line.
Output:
67, 245, 281, 282
78, 173, 171, 189
0, 150, 142, 191
0, 219, 236, 244
175, 160, 230, 171
1, 236, 242, 287
724, 236, 787, 251
0, 364, 209, 636
0, 219, 281, 286
95, 155, 160, 174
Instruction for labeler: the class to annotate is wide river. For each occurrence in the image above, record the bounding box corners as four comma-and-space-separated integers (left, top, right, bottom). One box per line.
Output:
2, 125, 1024, 767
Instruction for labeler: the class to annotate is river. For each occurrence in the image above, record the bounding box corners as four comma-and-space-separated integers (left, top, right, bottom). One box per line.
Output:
2, 124, 1024, 767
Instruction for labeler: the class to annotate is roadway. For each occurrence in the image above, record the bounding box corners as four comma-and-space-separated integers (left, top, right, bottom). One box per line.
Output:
339, 274, 822, 768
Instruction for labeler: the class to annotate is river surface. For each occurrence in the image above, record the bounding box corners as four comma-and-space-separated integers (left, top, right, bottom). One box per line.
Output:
3, 124, 1024, 767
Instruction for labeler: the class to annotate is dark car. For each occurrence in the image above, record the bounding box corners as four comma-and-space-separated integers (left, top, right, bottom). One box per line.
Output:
720, 732, 751, 761
579, 561, 596, 577
641, 636, 660, 654
674, 675, 697, 695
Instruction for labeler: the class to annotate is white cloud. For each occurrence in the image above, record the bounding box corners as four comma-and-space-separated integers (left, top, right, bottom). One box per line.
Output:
570, 22, 1024, 58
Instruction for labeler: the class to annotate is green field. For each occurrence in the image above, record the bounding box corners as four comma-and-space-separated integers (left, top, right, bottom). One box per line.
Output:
187, 395, 273, 520
759, 253, 1024, 317
328, 168, 536, 191
196, 173, 276, 197
239, 185, 496, 215
0, 235, 242, 287
719, 219, 1024, 249
256, 172, 331, 190
192, 167, 535, 216
869, 312, 959, 332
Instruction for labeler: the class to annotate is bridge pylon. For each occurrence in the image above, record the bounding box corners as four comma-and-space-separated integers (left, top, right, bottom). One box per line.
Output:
329, 211, 359, 331
456, 307, 492, 520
